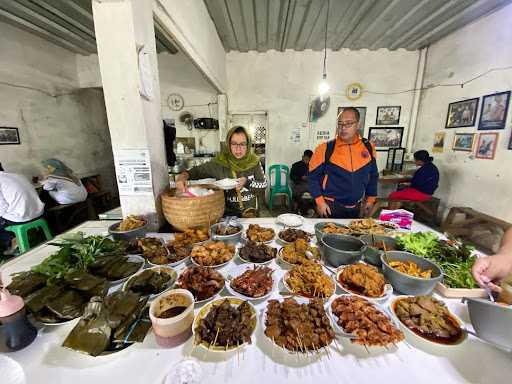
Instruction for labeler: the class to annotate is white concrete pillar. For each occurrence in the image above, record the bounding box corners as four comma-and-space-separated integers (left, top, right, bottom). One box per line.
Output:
92, 0, 168, 228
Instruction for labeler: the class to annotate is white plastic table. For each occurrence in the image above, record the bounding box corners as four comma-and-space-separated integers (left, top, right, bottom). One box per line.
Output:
1, 219, 511, 384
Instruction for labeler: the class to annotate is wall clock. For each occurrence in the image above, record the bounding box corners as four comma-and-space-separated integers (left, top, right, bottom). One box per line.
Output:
346, 83, 364, 101
167, 93, 184, 111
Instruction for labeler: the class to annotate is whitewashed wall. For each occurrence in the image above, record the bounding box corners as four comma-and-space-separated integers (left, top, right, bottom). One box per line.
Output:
158, 53, 220, 152
0, 22, 116, 193
226, 49, 419, 173
414, 4, 512, 221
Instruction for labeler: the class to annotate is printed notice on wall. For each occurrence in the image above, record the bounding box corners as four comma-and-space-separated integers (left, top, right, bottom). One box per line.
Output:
316, 130, 330, 141
290, 126, 302, 143
115, 149, 153, 195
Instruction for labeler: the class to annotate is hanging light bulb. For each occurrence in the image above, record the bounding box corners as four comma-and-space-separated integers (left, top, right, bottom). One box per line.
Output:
318, 73, 330, 95
317, 0, 330, 96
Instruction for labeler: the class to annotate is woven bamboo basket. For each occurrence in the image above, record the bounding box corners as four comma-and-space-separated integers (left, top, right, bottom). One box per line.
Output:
161, 186, 225, 231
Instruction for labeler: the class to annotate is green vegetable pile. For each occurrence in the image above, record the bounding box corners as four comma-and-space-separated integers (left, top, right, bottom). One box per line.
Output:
396, 232, 478, 289
31, 232, 125, 283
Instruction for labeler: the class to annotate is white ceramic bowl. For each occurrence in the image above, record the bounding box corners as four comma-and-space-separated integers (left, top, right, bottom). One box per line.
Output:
335, 264, 393, 303
192, 296, 257, 352
389, 295, 467, 350
225, 264, 277, 301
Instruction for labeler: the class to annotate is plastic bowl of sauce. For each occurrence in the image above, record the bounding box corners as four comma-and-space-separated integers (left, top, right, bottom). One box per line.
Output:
150, 289, 195, 347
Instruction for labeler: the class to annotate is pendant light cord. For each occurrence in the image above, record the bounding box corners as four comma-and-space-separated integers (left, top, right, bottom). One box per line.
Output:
322, 0, 329, 78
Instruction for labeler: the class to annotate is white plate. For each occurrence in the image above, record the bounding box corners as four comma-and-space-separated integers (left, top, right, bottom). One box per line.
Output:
335, 264, 393, 303
241, 230, 275, 244
282, 267, 336, 300
261, 297, 334, 355
192, 296, 257, 352
276, 213, 304, 227
328, 294, 402, 343
212, 178, 239, 190
225, 264, 276, 301
389, 295, 467, 349
122, 265, 178, 300
175, 268, 225, 304
0, 356, 25, 384
276, 246, 321, 269
190, 248, 236, 269
237, 243, 277, 265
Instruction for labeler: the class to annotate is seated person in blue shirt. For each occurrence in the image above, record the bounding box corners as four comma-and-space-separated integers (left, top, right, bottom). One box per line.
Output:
290, 150, 313, 212
389, 150, 439, 201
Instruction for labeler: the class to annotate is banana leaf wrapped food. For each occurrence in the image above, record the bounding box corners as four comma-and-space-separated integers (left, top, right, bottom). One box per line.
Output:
124, 268, 176, 297
88, 255, 143, 282
63, 291, 151, 356
7, 270, 108, 324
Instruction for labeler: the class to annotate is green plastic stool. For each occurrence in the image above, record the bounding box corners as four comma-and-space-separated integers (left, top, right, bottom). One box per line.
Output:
5, 218, 53, 254
268, 164, 293, 210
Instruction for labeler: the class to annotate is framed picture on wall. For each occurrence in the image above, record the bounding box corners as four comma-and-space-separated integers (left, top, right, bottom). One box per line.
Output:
0, 127, 20, 145
452, 133, 475, 151
376, 106, 401, 125
338, 107, 366, 137
432, 132, 446, 153
476, 132, 499, 159
445, 98, 479, 128
368, 127, 404, 151
478, 91, 511, 130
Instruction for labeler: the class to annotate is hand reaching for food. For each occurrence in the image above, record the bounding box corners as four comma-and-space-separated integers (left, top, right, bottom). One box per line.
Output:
236, 176, 247, 190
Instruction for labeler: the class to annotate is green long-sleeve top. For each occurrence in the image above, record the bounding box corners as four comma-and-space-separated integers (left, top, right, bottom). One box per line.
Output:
187, 160, 267, 217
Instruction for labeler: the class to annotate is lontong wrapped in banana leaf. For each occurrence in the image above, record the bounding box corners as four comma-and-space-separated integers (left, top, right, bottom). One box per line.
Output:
63, 291, 151, 356
6, 271, 47, 297
125, 269, 175, 296
10, 271, 108, 324
88, 255, 143, 281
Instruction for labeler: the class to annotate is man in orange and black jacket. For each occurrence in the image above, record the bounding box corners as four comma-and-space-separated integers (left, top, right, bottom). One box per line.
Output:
308, 107, 378, 218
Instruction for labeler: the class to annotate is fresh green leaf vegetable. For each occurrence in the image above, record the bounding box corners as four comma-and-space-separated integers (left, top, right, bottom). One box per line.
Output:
32, 232, 126, 283
396, 232, 478, 289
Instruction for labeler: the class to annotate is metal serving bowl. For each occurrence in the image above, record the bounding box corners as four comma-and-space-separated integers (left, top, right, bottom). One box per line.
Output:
359, 234, 398, 267
381, 251, 443, 295
210, 222, 242, 245
463, 297, 512, 352
314, 222, 349, 243
108, 219, 149, 241
320, 234, 366, 267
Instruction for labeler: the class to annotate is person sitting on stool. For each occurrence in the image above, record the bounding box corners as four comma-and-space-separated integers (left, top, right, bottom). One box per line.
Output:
290, 150, 312, 214
0, 165, 45, 255
388, 150, 439, 207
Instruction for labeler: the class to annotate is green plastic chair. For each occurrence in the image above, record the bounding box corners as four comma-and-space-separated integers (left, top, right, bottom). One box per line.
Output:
268, 164, 293, 210
5, 218, 53, 254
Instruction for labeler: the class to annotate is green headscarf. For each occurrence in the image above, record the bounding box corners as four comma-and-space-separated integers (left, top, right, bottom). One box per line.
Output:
213, 126, 260, 173
42, 158, 80, 185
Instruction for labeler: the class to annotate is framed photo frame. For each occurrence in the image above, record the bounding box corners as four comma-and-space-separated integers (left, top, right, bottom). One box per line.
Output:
0, 127, 20, 145
338, 106, 366, 137
432, 132, 446, 153
476, 132, 499, 159
478, 91, 511, 130
452, 133, 475, 151
368, 127, 404, 151
445, 98, 479, 128
376, 106, 401, 125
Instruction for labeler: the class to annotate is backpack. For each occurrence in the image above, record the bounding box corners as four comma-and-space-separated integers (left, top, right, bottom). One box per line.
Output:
324, 138, 375, 164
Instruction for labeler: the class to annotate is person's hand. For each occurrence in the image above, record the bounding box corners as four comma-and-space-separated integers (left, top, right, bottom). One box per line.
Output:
175, 179, 188, 193
236, 177, 247, 190
361, 202, 374, 218
316, 201, 331, 218
472, 254, 512, 292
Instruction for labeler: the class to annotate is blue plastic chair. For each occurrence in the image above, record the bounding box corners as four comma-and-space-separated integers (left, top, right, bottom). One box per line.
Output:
268, 164, 293, 210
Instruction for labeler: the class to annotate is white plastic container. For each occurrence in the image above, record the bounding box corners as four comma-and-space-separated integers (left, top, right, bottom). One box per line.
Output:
149, 289, 195, 348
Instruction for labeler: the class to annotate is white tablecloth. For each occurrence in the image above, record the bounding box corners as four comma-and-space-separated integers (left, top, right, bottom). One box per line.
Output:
1, 219, 511, 384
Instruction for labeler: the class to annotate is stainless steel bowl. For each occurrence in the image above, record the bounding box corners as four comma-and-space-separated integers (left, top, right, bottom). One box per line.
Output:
381, 251, 443, 295
360, 234, 397, 267
463, 297, 512, 351
108, 220, 149, 241
320, 234, 366, 267
210, 222, 242, 245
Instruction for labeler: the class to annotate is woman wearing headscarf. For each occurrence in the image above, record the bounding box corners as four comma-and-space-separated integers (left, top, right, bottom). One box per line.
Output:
41, 159, 88, 205
388, 150, 439, 201
176, 126, 267, 217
